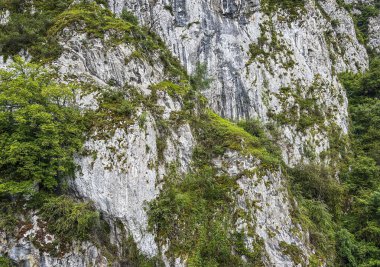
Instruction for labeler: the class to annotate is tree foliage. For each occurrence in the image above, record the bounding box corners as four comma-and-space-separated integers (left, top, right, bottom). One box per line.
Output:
336, 56, 380, 266
0, 57, 83, 192
0, 0, 74, 62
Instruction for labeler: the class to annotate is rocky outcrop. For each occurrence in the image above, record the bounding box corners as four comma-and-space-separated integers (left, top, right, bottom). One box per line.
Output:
369, 14, 380, 53
54, 27, 312, 265
0, 0, 377, 266
0, 215, 108, 267
110, 0, 368, 165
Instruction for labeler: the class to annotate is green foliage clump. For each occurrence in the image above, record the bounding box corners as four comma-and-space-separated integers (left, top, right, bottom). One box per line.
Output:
190, 63, 213, 91
288, 164, 344, 215
0, 59, 108, 257
334, 56, 380, 266
38, 195, 100, 241
286, 56, 380, 265
148, 166, 265, 266
0, 256, 15, 267
279, 241, 305, 265
0, 58, 83, 191
353, 4, 379, 45
193, 110, 280, 167
151, 80, 190, 98
237, 119, 282, 159
269, 84, 326, 133
84, 88, 137, 135
120, 8, 138, 25
0, 0, 74, 62
261, 0, 306, 20
287, 165, 340, 264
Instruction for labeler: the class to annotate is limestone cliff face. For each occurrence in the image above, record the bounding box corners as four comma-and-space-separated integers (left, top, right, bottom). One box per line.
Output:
0, 0, 376, 266
55, 30, 310, 266
109, 0, 368, 165
0, 18, 313, 267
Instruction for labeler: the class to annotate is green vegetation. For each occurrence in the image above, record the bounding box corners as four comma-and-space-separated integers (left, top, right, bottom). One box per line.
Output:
192, 110, 280, 167
338, 1, 380, 45
261, 0, 306, 20
2, 1, 281, 265
120, 8, 138, 25
147, 73, 287, 265
287, 165, 339, 264
0, 256, 15, 267
84, 87, 137, 135
268, 82, 328, 133
279, 241, 305, 265
237, 119, 282, 160
286, 55, 380, 266
0, 0, 74, 62
49, 2, 187, 80
0, 59, 111, 258
38, 195, 99, 241
335, 56, 380, 266
148, 85, 287, 265
246, 21, 295, 70
1, 1, 379, 266
190, 63, 213, 91
0, 57, 83, 191
148, 166, 260, 266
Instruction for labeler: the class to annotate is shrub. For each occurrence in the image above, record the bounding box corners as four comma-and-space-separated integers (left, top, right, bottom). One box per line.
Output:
0, 256, 15, 267
148, 166, 264, 266
288, 164, 344, 214
0, 0, 73, 61
121, 8, 138, 25
0, 58, 83, 191
38, 196, 99, 241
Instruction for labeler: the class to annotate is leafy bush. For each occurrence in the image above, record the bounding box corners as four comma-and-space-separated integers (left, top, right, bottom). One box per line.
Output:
148, 166, 264, 266
0, 0, 73, 61
336, 229, 360, 267
337, 56, 380, 266
0, 256, 15, 267
288, 164, 344, 214
121, 8, 138, 25
0, 58, 83, 191
190, 63, 213, 91
38, 195, 100, 241
295, 198, 336, 264
238, 119, 282, 160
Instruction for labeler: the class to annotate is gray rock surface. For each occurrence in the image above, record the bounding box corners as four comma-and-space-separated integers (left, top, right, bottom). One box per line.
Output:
1, 0, 377, 266
109, 0, 368, 165
369, 14, 380, 53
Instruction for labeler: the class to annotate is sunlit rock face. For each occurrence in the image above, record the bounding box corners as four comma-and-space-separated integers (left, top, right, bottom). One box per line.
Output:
109, 0, 368, 165
0, 0, 375, 266
51, 28, 311, 265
